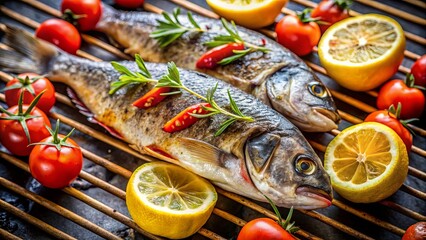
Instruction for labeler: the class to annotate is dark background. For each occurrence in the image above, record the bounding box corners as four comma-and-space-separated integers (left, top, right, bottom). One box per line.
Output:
0, 0, 425, 239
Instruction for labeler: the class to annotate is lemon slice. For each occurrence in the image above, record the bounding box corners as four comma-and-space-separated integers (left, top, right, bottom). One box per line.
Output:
324, 122, 408, 203
126, 162, 217, 239
206, 0, 288, 29
318, 14, 405, 91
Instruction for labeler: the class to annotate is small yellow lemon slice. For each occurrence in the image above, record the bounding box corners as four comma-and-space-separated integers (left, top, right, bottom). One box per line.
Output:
206, 0, 288, 29
126, 162, 217, 239
318, 14, 405, 91
324, 122, 408, 203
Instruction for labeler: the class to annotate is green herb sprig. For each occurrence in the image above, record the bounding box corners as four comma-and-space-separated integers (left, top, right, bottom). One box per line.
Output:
150, 8, 205, 48
109, 55, 157, 94
109, 57, 254, 136
157, 62, 254, 136
205, 18, 270, 65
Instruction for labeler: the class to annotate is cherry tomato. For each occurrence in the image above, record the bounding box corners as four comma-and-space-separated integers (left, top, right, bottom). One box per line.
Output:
196, 43, 245, 69
311, 0, 351, 33
29, 134, 83, 189
237, 218, 295, 240
163, 103, 211, 133
61, 0, 102, 31
5, 73, 56, 113
133, 87, 171, 109
365, 110, 412, 152
377, 79, 425, 119
35, 19, 81, 54
402, 222, 426, 240
410, 55, 426, 87
0, 105, 51, 156
275, 11, 321, 56
114, 0, 145, 8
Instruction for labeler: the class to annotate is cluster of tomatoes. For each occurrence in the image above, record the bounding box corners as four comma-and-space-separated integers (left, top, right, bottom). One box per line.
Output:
0, 73, 82, 189
36, 0, 144, 54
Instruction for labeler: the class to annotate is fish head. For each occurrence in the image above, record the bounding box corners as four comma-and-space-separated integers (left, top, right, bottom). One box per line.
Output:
266, 65, 340, 132
244, 132, 333, 209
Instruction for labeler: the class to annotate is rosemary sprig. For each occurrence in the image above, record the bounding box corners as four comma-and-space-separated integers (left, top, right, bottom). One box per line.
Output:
157, 62, 254, 136
109, 54, 157, 94
150, 8, 205, 48
204, 18, 270, 65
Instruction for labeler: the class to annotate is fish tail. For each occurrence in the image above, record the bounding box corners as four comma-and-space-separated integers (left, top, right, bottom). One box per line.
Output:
0, 25, 59, 74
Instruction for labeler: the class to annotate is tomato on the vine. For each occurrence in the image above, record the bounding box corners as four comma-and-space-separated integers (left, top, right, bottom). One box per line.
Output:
402, 222, 426, 240
275, 9, 321, 56
61, 0, 102, 31
377, 78, 425, 119
35, 19, 81, 54
29, 120, 83, 189
4, 73, 56, 113
311, 0, 352, 33
114, 0, 145, 8
237, 218, 296, 240
410, 55, 426, 87
364, 106, 412, 152
0, 92, 51, 156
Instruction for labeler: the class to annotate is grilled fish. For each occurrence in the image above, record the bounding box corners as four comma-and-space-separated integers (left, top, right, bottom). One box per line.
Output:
0, 27, 333, 209
96, 6, 341, 132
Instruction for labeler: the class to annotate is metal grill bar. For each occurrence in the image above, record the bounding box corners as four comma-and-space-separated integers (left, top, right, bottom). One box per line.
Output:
0, 227, 23, 240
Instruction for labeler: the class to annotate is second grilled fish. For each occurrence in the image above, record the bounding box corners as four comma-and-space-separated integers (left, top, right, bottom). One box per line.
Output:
96, 6, 341, 132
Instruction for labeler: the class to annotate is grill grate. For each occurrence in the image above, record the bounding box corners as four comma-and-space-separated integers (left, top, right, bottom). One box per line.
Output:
0, 0, 425, 239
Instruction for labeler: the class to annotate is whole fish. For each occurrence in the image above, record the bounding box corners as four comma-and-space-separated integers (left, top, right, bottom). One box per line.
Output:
96, 6, 341, 132
0, 27, 332, 209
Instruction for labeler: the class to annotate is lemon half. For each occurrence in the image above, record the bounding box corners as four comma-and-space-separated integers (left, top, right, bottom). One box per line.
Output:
318, 14, 405, 91
126, 162, 217, 239
324, 122, 408, 203
207, 0, 288, 29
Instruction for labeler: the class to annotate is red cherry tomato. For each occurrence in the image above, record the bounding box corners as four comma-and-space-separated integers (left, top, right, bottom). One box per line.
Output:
163, 103, 211, 133
275, 12, 321, 56
133, 87, 172, 109
311, 0, 351, 33
365, 110, 412, 152
377, 79, 425, 119
114, 0, 145, 8
410, 55, 426, 87
29, 134, 83, 189
5, 73, 56, 113
35, 19, 81, 54
237, 218, 295, 240
402, 222, 426, 240
196, 43, 245, 69
0, 105, 51, 156
61, 0, 102, 31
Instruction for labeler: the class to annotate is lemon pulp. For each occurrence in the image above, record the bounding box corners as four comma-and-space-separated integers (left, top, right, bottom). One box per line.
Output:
324, 122, 408, 203
126, 162, 217, 239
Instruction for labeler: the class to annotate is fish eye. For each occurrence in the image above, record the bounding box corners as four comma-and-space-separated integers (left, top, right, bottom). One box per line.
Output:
295, 157, 316, 175
308, 82, 327, 98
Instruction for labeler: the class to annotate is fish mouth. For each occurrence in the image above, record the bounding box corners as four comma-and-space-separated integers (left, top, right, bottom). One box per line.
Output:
296, 186, 333, 209
313, 107, 340, 128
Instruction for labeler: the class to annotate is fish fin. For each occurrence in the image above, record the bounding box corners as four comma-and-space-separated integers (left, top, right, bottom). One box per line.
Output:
177, 137, 231, 167
142, 145, 177, 164
0, 25, 58, 74
66, 88, 124, 140
107, 35, 123, 49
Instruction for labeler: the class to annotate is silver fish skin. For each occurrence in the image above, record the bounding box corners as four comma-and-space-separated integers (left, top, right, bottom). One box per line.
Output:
96, 6, 340, 132
0, 27, 333, 209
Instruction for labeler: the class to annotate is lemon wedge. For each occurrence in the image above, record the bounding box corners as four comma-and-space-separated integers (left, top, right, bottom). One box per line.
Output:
126, 162, 217, 239
318, 14, 405, 91
324, 122, 408, 203
206, 0, 288, 29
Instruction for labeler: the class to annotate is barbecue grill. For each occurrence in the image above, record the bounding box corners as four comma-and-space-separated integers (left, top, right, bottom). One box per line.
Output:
0, 0, 425, 240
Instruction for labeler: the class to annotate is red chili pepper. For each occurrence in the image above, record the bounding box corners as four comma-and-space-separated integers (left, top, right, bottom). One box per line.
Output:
163, 103, 211, 133
132, 87, 172, 109
196, 43, 245, 69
